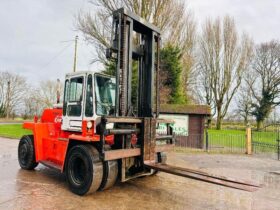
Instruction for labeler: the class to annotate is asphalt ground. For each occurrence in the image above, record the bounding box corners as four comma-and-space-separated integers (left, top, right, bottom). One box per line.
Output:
1, 137, 280, 210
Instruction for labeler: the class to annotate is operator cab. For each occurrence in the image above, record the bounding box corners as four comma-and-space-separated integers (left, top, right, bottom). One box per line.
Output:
61, 71, 116, 131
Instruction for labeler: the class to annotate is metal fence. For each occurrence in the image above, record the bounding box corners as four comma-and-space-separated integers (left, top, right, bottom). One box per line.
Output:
170, 124, 280, 159
205, 131, 246, 153
173, 131, 246, 154
252, 125, 280, 160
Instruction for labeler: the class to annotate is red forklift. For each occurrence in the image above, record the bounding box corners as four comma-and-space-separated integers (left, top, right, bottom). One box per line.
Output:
18, 8, 260, 195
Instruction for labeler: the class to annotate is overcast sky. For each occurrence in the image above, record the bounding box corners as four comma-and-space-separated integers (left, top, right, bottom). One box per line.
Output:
0, 0, 279, 86
0, 0, 95, 85
187, 0, 280, 43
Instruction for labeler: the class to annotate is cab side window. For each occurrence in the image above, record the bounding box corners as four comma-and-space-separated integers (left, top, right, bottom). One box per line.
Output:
68, 77, 84, 116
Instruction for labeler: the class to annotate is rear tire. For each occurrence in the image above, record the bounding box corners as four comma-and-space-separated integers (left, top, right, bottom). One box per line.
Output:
65, 145, 103, 195
18, 135, 38, 170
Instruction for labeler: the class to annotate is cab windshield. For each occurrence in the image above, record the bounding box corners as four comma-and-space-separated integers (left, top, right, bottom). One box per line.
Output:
95, 74, 116, 116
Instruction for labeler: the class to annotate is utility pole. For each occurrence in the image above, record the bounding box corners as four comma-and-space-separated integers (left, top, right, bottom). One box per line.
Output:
6, 81, 10, 119
73, 35, 78, 72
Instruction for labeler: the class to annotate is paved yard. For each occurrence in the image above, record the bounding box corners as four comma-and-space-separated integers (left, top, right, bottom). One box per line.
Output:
1, 137, 280, 210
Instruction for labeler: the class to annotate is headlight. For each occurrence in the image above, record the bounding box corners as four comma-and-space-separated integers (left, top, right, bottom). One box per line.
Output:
87, 121, 93, 129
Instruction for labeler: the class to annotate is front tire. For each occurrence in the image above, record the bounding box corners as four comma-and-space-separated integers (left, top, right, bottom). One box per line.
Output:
65, 145, 103, 195
18, 135, 38, 170
98, 145, 119, 191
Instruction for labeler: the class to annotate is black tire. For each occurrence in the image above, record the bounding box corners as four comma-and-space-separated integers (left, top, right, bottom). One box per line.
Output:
18, 135, 38, 170
98, 160, 118, 191
151, 152, 167, 175
98, 145, 119, 191
65, 145, 103, 195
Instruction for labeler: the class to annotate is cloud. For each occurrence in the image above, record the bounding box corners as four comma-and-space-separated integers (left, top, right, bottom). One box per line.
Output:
0, 0, 96, 85
0, 0, 279, 86
187, 0, 280, 43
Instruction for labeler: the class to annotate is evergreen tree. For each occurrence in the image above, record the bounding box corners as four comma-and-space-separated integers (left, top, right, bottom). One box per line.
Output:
160, 44, 187, 104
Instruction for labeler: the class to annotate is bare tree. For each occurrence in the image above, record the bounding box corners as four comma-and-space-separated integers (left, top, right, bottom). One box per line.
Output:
77, 0, 194, 60
23, 88, 44, 119
196, 57, 217, 128
0, 71, 27, 119
236, 84, 252, 125
37, 80, 63, 108
249, 40, 280, 130
76, 0, 196, 101
22, 79, 63, 119
198, 16, 253, 129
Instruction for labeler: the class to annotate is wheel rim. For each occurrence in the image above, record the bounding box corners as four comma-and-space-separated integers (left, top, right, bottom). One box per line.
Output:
69, 155, 87, 185
19, 143, 28, 165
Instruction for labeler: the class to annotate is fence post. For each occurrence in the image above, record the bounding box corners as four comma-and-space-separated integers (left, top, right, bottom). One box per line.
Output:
205, 130, 209, 152
276, 126, 280, 160
246, 124, 252, 155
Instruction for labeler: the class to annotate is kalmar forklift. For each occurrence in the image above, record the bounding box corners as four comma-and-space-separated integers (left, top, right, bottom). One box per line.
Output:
18, 8, 260, 195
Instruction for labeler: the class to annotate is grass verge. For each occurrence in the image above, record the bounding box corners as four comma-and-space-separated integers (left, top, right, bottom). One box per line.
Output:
0, 124, 278, 153
0, 124, 31, 139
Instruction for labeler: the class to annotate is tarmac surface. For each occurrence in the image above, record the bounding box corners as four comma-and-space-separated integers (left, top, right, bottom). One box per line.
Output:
1, 137, 280, 210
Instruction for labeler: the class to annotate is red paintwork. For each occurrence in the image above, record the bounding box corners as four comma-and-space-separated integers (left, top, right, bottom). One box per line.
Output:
131, 133, 137, 146
23, 108, 114, 172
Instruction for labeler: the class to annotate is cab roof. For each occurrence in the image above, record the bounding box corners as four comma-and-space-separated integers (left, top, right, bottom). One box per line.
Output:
65, 71, 112, 78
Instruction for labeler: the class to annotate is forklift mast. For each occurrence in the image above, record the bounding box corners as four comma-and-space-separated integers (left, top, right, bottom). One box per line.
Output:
108, 8, 161, 118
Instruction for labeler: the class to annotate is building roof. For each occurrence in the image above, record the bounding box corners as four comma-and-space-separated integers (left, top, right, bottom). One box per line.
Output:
160, 104, 211, 115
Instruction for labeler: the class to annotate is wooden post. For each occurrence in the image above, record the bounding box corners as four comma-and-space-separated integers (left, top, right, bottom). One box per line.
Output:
246, 125, 252, 155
